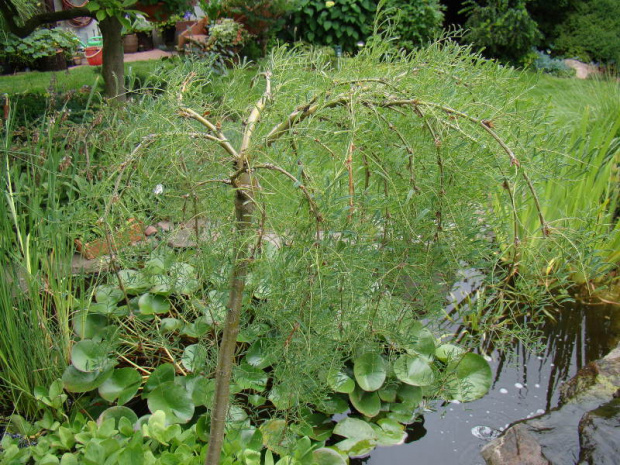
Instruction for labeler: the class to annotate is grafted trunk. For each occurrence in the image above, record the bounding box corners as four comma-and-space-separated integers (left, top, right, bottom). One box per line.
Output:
99, 15, 126, 102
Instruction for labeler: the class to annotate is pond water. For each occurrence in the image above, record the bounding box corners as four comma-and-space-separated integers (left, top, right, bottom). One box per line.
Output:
352, 299, 620, 465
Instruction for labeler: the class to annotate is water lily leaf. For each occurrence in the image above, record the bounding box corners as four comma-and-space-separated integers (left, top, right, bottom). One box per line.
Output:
138, 293, 170, 315
404, 322, 436, 358
333, 417, 376, 441
373, 419, 407, 446
97, 406, 138, 429
71, 340, 110, 373
313, 448, 347, 465
144, 363, 175, 394
435, 344, 465, 363
316, 394, 349, 415
117, 270, 151, 294
95, 285, 124, 305
234, 362, 268, 391
327, 370, 355, 394
386, 402, 417, 424
260, 419, 296, 456
378, 384, 398, 403
349, 386, 381, 418
98, 368, 142, 405
159, 317, 183, 333
394, 354, 435, 386
181, 344, 208, 373
73, 312, 108, 339
62, 365, 113, 393
353, 352, 386, 392
147, 381, 194, 424
227, 405, 248, 423
397, 384, 422, 407
269, 385, 297, 410
447, 353, 492, 402
334, 438, 376, 458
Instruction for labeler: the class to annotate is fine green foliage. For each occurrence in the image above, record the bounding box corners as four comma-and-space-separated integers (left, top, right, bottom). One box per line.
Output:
383, 0, 445, 50
553, 0, 620, 65
461, 0, 542, 64
286, 0, 377, 52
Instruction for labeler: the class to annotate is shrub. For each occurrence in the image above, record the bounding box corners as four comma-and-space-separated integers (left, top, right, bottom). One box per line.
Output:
285, 0, 377, 53
0, 28, 82, 71
532, 50, 574, 77
461, 0, 542, 64
553, 0, 620, 65
383, 0, 445, 51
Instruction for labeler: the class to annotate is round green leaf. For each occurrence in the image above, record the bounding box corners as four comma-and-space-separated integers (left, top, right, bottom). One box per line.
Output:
245, 340, 276, 369
170, 263, 199, 295
159, 317, 182, 333
394, 354, 435, 386
316, 394, 349, 415
62, 365, 113, 393
144, 363, 175, 394
117, 270, 151, 294
327, 370, 355, 394
234, 362, 268, 390
333, 417, 376, 441
71, 340, 110, 373
138, 293, 170, 315
147, 381, 194, 424
349, 386, 381, 418
397, 384, 422, 407
448, 353, 492, 402
435, 344, 465, 363
73, 313, 108, 339
97, 406, 138, 429
404, 322, 436, 358
181, 344, 208, 373
95, 285, 124, 305
313, 448, 348, 465
98, 368, 142, 405
353, 352, 386, 392
260, 419, 296, 456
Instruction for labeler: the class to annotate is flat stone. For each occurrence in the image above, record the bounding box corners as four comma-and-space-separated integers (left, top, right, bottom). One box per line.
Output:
481, 423, 551, 465
578, 397, 620, 465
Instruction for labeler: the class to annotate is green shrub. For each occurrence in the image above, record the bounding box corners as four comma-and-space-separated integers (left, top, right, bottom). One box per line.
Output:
462, 0, 542, 64
553, 0, 620, 65
383, 0, 445, 50
285, 0, 377, 53
0, 28, 82, 71
532, 50, 574, 77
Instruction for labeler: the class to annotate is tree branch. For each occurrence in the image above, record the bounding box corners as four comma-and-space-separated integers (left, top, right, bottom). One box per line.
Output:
0, 0, 93, 37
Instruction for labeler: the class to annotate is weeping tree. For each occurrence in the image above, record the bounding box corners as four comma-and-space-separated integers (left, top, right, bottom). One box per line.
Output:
149, 40, 550, 463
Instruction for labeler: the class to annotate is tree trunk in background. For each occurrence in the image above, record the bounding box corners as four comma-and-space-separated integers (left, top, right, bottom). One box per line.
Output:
99, 16, 126, 102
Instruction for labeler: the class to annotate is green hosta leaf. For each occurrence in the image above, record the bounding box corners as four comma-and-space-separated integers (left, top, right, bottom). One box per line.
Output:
394, 354, 435, 386
435, 344, 465, 363
144, 363, 175, 394
98, 368, 142, 405
95, 285, 124, 305
62, 365, 113, 393
117, 270, 151, 294
73, 312, 108, 339
138, 293, 170, 315
147, 381, 194, 424
447, 353, 492, 402
181, 344, 208, 373
97, 406, 138, 430
71, 340, 110, 373
353, 352, 386, 392
234, 362, 268, 390
327, 370, 355, 394
349, 386, 381, 418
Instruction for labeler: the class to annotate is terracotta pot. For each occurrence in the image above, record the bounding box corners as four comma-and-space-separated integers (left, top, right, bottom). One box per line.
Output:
123, 33, 139, 53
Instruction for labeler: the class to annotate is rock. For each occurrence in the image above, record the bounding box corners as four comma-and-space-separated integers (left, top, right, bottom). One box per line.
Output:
563, 59, 601, 79
578, 397, 620, 465
481, 343, 620, 465
481, 423, 551, 465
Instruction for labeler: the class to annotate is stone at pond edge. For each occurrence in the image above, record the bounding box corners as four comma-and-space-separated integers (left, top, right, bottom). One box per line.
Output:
578, 397, 620, 465
481, 343, 620, 465
480, 423, 550, 465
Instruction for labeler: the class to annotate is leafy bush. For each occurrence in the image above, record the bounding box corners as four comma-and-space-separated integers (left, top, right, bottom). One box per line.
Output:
383, 0, 445, 50
532, 50, 574, 77
553, 0, 620, 65
0, 28, 82, 70
462, 0, 542, 64
285, 0, 377, 53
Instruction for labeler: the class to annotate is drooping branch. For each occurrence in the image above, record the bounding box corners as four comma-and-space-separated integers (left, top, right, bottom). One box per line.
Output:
179, 107, 239, 159
240, 72, 272, 154
0, 0, 92, 37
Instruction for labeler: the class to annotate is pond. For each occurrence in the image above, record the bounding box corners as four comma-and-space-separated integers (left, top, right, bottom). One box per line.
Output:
352, 298, 620, 465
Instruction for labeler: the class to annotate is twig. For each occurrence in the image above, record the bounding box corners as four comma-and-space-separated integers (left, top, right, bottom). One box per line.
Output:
178, 107, 239, 159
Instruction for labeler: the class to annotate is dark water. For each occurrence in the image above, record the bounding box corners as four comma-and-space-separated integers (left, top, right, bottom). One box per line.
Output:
353, 300, 620, 465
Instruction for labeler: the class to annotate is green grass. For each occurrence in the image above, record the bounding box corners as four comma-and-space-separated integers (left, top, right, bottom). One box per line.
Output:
0, 59, 169, 94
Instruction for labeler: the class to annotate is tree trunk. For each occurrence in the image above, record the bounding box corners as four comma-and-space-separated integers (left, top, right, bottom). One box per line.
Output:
205, 178, 254, 465
99, 15, 126, 102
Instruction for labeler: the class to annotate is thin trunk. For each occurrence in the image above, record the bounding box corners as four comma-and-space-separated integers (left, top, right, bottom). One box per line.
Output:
205, 180, 254, 465
99, 16, 126, 102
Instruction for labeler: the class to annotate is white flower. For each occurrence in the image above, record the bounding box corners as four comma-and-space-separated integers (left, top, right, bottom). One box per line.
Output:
153, 184, 164, 195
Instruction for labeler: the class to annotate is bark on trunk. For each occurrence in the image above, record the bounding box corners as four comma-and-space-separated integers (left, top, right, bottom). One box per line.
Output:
99, 16, 126, 102
205, 179, 254, 465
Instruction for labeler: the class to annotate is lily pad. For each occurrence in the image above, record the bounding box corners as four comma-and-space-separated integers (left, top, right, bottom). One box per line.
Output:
313, 448, 348, 465
147, 381, 194, 424
435, 344, 465, 363
404, 322, 437, 359
245, 340, 276, 369
327, 370, 355, 394
447, 353, 492, 402
349, 386, 381, 418
333, 417, 376, 441
98, 368, 142, 405
394, 354, 435, 386
353, 352, 386, 392
316, 394, 349, 415
234, 362, 269, 391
